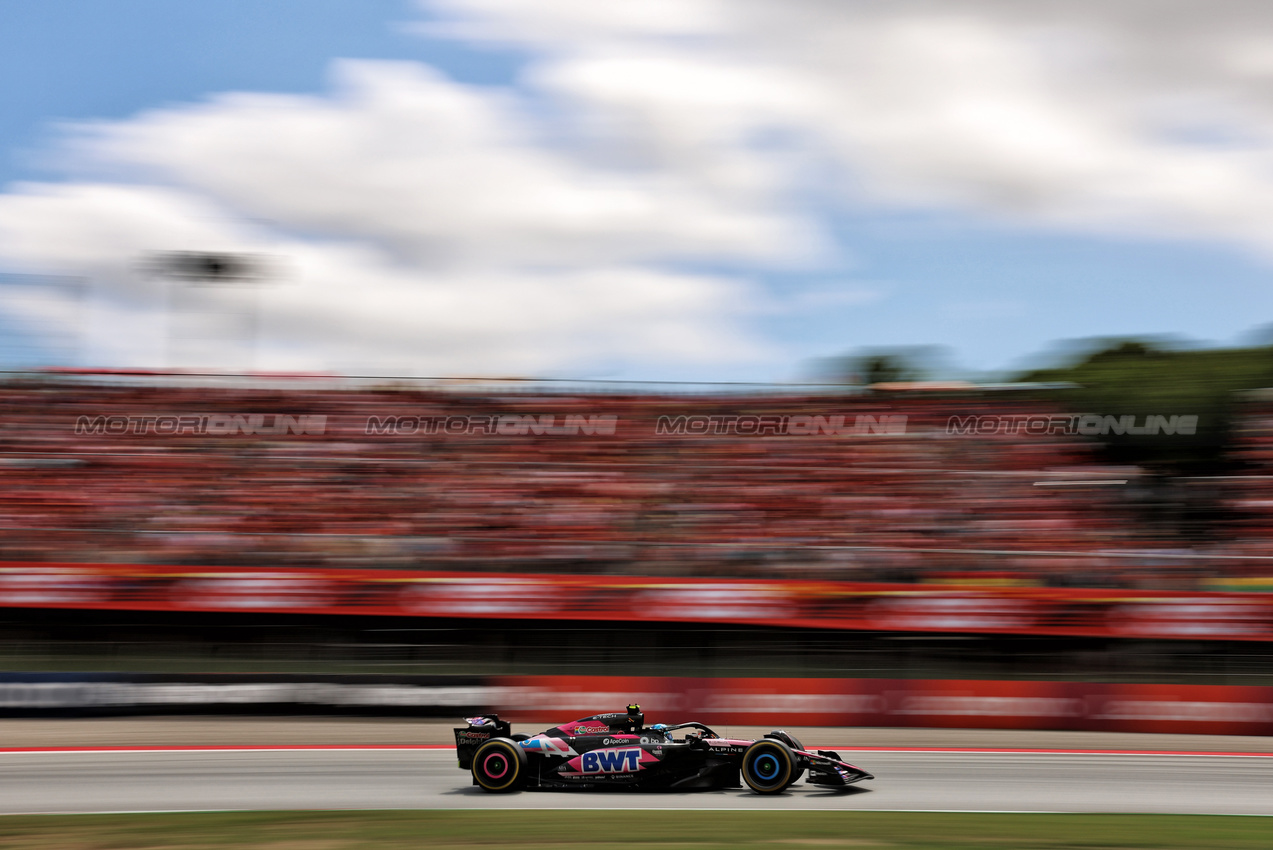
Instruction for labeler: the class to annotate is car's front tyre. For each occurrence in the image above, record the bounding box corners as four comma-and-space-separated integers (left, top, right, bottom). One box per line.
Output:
471, 738, 527, 792
742, 738, 797, 794
764, 731, 806, 785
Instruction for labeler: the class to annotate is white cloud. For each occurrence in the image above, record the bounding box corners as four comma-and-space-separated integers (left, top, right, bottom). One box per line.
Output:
76, 61, 813, 270
0, 51, 806, 374
0, 181, 767, 373
418, 0, 727, 45
432, 0, 1273, 250
9, 0, 1273, 376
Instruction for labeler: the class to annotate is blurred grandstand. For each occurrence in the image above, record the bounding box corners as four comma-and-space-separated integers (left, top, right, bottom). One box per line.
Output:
0, 368, 1267, 591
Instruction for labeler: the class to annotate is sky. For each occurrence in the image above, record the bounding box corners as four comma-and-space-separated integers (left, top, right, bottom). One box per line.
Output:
2, 0, 1273, 382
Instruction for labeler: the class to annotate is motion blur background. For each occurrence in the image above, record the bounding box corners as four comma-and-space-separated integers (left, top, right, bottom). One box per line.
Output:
1, 1, 1272, 732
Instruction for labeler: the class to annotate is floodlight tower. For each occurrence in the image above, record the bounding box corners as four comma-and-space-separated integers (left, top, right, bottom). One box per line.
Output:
146, 251, 272, 373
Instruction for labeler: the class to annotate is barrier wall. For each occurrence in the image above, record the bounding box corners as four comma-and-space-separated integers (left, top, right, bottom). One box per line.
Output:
2, 562, 1272, 641
0, 673, 490, 716
491, 676, 1273, 737
1, 671, 1269, 735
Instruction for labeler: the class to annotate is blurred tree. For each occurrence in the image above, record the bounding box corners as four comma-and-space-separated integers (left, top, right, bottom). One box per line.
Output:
823, 345, 949, 386
1017, 338, 1273, 540
1018, 338, 1273, 475
858, 353, 921, 385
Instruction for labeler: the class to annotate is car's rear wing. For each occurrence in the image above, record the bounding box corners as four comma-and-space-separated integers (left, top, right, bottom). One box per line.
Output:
454, 714, 512, 770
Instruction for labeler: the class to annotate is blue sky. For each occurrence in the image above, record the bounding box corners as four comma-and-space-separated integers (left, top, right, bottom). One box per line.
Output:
1, 0, 1272, 381
0, 2, 523, 182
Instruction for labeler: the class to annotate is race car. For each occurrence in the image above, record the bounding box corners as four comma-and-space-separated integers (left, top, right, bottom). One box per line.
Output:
454, 704, 873, 794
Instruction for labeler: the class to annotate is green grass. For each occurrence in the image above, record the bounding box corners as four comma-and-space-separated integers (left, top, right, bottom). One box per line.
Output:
0, 811, 1268, 849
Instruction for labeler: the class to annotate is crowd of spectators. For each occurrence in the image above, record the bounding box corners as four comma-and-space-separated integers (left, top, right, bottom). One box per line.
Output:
0, 374, 1262, 588
1220, 393, 1273, 577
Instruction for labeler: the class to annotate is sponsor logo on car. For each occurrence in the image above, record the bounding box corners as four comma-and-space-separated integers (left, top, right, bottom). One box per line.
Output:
582, 749, 640, 773
565, 723, 612, 735
563, 747, 659, 775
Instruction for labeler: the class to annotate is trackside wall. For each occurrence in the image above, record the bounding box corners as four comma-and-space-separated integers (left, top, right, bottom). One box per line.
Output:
491, 675, 1273, 737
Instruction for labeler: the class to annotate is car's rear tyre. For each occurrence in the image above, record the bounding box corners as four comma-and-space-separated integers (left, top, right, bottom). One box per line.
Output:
471, 738, 527, 792
742, 738, 797, 794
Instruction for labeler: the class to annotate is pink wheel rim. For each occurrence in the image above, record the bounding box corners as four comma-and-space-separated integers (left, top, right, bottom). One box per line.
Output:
483, 752, 509, 779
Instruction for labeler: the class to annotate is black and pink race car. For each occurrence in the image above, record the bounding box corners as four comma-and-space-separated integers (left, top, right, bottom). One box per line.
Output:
455, 704, 873, 794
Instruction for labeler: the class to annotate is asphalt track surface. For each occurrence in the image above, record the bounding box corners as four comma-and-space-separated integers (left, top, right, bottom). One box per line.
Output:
1, 746, 1270, 816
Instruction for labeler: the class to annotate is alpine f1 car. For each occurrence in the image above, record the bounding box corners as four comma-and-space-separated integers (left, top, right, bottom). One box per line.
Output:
455, 704, 873, 794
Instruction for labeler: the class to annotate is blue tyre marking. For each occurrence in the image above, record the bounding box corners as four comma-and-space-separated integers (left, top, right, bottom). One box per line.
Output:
754, 753, 779, 780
